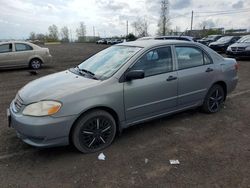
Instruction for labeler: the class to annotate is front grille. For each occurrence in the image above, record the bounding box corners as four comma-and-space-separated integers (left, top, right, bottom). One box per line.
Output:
231, 47, 237, 51
13, 95, 24, 113
231, 47, 246, 52
237, 47, 246, 51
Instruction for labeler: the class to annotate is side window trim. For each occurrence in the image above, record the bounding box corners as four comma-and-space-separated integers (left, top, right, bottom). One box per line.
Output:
174, 45, 213, 70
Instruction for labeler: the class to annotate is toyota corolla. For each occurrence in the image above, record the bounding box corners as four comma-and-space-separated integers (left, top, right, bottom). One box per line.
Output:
8, 40, 238, 153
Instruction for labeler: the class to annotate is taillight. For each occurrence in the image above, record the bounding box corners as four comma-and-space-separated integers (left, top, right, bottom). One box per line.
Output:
234, 63, 239, 71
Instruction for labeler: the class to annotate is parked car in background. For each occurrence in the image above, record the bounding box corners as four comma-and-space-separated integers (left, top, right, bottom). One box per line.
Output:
197, 35, 222, 46
96, 39, 107, 44
8, 40, 238, 153
0, 41, 52, 69
155, 35, 194, 42
107, 39, 123, 45
226, 35, 250, 58
209, 36, 241, 53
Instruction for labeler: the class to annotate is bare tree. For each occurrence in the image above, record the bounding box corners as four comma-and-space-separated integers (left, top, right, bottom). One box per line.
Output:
29, 32, 36, 41
76, 22, 86, 42
132, 18, 149, 38
61, 26, 69, 42
48, 24, 59, 42
157, 0, 170, 36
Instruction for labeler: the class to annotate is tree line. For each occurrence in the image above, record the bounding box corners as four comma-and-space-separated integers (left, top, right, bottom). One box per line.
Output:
29, 22, 87, 43
29, 0, 171, 42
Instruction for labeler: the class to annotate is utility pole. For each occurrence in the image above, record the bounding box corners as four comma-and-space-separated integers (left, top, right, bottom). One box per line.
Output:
190, 10, 194, 34
93, 26, 95, 37
69, 28, 73, 42
126, 20, 128, 36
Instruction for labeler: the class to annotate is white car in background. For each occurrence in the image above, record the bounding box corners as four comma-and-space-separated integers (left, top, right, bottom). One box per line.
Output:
0, 41, 52, 69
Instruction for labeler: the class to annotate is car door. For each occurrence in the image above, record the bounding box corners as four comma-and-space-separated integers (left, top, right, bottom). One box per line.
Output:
0, 43, 14, 67
13, 43, 34, 66
123, 46, 178, 124
175, 46, 215, 107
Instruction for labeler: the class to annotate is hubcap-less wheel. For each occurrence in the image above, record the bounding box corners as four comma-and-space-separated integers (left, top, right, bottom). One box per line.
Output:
30, 59, 41, 69
203, 84, 225, 113
72, 110, 116, 153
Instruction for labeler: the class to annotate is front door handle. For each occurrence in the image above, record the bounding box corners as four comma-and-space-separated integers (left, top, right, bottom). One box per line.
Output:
166, 75, 177, 81
206, 67, 214, 72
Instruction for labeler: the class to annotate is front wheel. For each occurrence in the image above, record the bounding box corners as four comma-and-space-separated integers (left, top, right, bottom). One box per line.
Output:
72, 110, 117, 153
202, 85, 225, 113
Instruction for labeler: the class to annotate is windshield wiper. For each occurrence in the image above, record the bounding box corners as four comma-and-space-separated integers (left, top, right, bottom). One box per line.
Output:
76, 66, 99, 80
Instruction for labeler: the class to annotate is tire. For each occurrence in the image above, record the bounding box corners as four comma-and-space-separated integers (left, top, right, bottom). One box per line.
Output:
202, 84, 225, 113
30, 58, 42, 69
72, 110, 117, 153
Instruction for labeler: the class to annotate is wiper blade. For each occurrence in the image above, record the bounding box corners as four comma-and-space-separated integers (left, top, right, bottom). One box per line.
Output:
76, 66, 99, 80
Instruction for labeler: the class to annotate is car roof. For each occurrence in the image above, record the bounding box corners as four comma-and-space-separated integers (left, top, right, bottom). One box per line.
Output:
117, 39, 195, 48
0, 41, 33, 45
155, 35, 193, 38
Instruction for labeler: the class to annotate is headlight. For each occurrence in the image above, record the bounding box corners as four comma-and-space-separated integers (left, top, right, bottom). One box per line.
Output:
246, 46, 250, 51
227, 46, 231, 51
23, 101, 62, 116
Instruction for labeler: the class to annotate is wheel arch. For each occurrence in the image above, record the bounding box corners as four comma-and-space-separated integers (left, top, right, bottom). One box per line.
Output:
69, 106, 120, 144
29, 56, 44, 65
211, 81, 227, 100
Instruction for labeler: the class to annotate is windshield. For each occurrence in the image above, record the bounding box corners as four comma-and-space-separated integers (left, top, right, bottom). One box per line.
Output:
77, 46, 142, 80
237, 36, 250, 43
216, 36, 233, 43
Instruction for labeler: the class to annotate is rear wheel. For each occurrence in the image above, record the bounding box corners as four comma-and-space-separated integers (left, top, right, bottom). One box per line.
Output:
72, 110, 116, 153
30, 58, 42, 69
202, 84, 225, 113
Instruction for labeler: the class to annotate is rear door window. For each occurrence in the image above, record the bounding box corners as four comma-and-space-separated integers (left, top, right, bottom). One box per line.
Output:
175, 46, 212, 69
0, 44, 12, 53
15, 43, 33, 51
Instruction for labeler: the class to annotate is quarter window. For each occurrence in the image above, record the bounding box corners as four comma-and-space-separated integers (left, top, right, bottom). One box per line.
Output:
131, 47, 173, 77
175, 46, 211, 69
204, 53, 212, 65
15, 43, 33, 51
0, 44, 12, 53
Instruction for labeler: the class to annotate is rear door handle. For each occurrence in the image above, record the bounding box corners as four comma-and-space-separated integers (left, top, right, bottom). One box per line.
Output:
206, 67, 214, 72
166, 75, 177, 81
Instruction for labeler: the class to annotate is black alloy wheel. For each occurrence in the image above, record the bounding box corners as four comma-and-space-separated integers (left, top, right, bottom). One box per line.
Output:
72, 110, 116, 153
203, 85, 225, 113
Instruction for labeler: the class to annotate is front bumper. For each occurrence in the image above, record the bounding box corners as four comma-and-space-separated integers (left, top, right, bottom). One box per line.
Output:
9, 103, 77, 148
226, 50, 250, 57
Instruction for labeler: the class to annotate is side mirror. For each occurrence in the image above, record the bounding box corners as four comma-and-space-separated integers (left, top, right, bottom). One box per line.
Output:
125, 70, 145, 81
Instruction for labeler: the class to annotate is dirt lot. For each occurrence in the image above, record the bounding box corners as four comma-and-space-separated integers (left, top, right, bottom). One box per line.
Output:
0, 43, 250, 188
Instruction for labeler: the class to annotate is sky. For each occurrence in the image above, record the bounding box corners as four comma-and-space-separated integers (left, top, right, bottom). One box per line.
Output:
0, 0, 250, 39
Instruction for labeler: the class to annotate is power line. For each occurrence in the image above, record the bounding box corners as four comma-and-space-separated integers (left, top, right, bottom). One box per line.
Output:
170, 8, 250, 20
195, 7, 250, 14
194, 10, 250, 17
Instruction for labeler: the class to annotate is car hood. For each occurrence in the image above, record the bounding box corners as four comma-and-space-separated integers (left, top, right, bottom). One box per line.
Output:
19, 70, 101, 103
229, 42, 250, 48
198, 39, 213, 42
209, 41, 228, 46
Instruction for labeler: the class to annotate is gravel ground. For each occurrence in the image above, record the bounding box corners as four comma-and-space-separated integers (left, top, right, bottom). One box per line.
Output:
0, 43, 249, 188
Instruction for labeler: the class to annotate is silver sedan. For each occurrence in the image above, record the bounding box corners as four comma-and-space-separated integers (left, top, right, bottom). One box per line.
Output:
8, 40, 238, 153
0, 41, 52, 69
